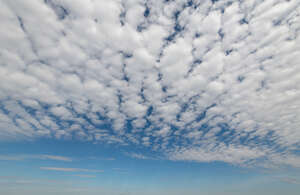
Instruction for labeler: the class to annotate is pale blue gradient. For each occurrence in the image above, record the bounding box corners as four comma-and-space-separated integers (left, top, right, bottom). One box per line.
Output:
0, 140, 299, 195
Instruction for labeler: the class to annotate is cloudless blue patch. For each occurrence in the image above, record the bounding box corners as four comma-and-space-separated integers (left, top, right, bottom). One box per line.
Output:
218, 29, 224, 39
44, 0, 69, 20
225, 49, 233, 55
237, 75, 245, 82
239, 18, 249, 24
17, 16, 26, 32
144, 6, 150, 17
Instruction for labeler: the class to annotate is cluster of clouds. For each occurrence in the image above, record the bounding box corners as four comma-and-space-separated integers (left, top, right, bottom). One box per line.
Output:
0, 0, 300, 167
0, 153, 104, 177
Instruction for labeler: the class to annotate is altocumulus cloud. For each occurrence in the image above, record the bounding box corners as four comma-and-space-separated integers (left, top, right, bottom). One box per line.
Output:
0, 0, 300, 168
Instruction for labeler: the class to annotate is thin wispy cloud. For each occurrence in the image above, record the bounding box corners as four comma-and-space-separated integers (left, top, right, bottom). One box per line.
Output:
0, 155, 26, 161
280, 177, 300, 185
39, 155, 72, 162
40, 167, 104, 173
112, 168, 129, 174
88, 156, 115, 161
0, 154, 72, 162
274, 176, 300, 185
74, 175, 96, 178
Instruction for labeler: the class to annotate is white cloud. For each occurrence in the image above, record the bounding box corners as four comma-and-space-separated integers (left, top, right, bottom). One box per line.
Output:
125, 152, 153, 160
0, 0, 299, 168
168, 144, 266, 164
40, 155, 72, 162
40, 167, 103, 173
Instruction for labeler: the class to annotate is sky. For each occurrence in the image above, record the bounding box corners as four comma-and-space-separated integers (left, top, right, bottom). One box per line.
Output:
0, 0, 300, 194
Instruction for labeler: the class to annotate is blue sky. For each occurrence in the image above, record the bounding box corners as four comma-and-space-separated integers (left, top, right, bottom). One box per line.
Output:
0, 0, 300, 194
0, 139, 299, 195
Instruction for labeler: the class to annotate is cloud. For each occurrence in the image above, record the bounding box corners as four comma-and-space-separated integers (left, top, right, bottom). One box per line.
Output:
0, 0, 299, 168
40, 155, 73, 162
88, 156, 115, 161
0, 176, 76, 186
278, 177, 300, 185
73, 175, 96, 178
0, 154, 72, 161
0, 155, 27, 161
40, 167, 103, 173
168, 144, 266, 164
125, 152, 153, 160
